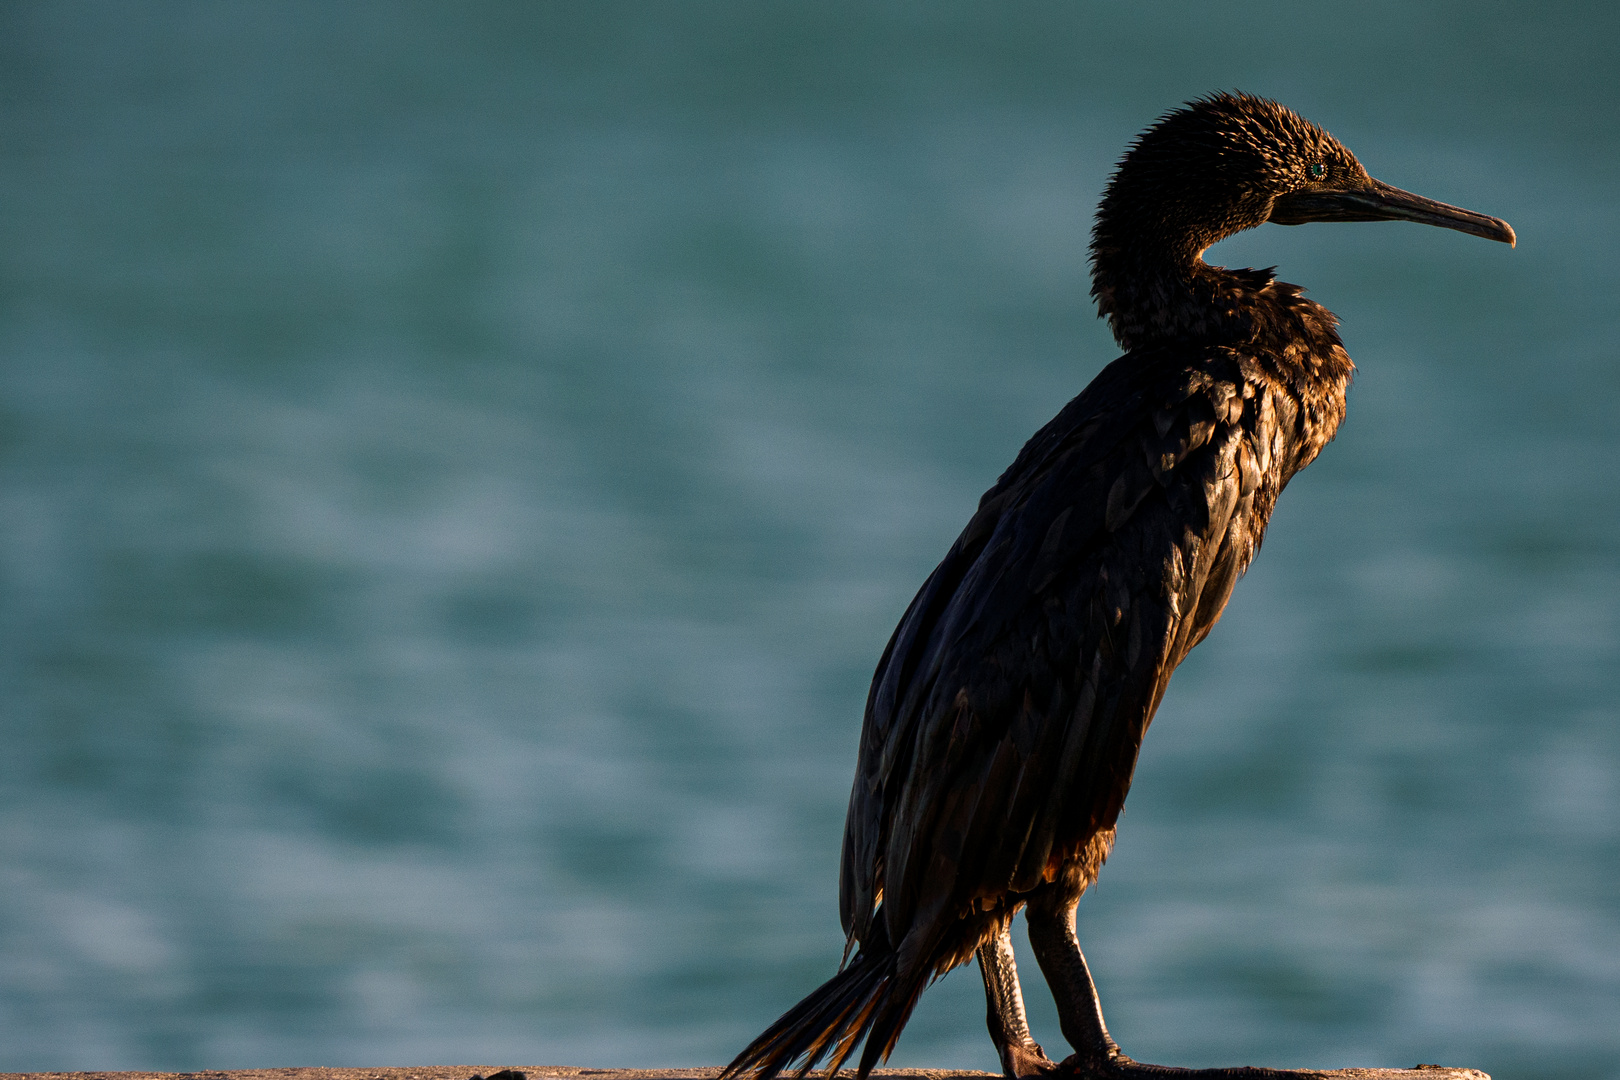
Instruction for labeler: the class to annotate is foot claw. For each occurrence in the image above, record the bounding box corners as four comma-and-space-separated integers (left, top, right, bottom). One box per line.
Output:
1055, 1048, 1135, 1079
1001, 1042, 1060, 1079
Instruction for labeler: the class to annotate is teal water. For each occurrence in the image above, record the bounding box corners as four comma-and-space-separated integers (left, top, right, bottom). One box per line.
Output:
1, 3, 1617, 1077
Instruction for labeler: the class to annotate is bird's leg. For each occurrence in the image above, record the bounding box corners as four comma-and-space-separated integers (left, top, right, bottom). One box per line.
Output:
1025, 893, 1491, 1080
1024, 892, 1124, 1070
977, 921, 1057, 1078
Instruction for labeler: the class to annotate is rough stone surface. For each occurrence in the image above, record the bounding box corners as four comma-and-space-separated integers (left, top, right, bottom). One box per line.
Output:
0, 1071, 998, 1080
0, 1067, 1491, 1080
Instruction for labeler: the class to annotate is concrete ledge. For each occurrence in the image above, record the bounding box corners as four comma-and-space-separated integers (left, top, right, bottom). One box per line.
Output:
0, 1069, 1000, 1080
0, 1068, 1493, 1080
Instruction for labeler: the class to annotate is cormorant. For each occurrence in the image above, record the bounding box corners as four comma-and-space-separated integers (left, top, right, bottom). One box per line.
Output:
723, 93, 1514, 1080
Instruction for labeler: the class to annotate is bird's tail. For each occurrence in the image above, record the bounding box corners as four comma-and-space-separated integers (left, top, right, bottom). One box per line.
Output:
721, 933, 928, 1080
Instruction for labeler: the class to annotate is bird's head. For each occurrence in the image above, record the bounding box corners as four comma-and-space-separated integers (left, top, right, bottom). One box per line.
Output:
1091, 92, 1515, 269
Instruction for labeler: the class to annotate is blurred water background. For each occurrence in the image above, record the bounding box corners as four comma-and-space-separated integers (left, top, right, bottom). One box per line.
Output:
1, 2, 1617, 1077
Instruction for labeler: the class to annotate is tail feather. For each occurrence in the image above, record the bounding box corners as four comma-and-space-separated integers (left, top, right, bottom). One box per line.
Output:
722, 944, 927, 1080
854, 971, 929, 1079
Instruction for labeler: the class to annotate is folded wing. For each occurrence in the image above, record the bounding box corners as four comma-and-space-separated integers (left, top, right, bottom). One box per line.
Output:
840, 344, 1285, 969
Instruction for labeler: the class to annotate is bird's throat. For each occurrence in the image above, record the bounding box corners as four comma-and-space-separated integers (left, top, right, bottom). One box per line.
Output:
1090, 251, 1262, 352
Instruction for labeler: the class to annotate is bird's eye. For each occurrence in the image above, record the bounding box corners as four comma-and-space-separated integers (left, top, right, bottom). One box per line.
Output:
1307, 162, 1327, 180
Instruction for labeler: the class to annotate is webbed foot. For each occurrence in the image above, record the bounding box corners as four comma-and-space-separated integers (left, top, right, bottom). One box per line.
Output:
999, 1040, 1060, 1079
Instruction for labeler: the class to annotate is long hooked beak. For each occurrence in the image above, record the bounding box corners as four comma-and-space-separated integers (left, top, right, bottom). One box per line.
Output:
1269, 178, 1516, 247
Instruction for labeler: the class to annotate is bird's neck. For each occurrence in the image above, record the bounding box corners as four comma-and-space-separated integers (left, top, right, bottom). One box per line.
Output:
1089, 241, 1356, 455
1089, 246, 1276, 352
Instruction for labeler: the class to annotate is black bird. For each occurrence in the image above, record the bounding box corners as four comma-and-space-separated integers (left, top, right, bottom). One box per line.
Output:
724, 93, 1514, 1080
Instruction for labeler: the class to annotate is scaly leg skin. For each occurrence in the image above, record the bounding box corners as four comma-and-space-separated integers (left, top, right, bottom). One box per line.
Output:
1023, 893, 1491, 1080
977, 921, 1058, 1079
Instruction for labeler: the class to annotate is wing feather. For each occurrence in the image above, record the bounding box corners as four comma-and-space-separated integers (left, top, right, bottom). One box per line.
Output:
841, 344, 1294, 960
